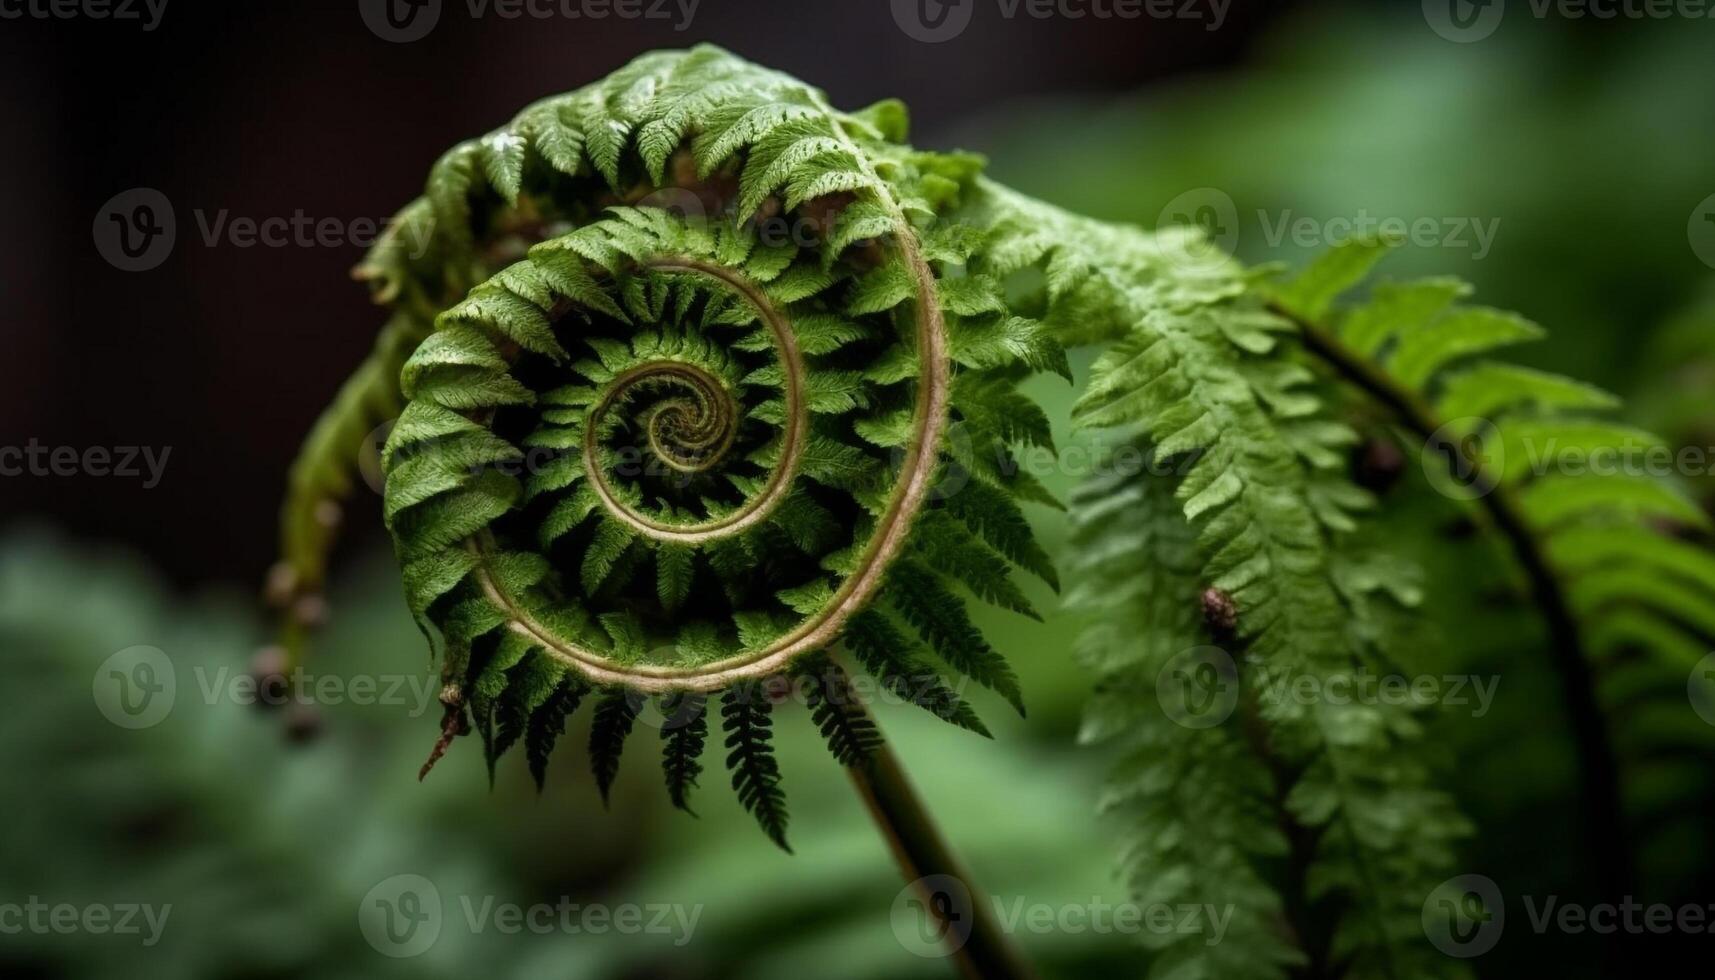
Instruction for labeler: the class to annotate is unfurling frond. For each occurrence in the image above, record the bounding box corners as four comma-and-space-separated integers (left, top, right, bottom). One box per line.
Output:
1269, 239, 1715, 901
290, 47, 1063, 846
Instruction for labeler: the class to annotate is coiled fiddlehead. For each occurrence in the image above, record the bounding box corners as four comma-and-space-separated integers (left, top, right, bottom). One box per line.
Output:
286, 47, 1068, 849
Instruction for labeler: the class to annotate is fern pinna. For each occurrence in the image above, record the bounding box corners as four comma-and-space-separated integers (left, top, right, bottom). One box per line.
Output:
271, 47, 1061, 858
1064, 229, 1713, 976
1016, 209, 1469, 975
1265, 240, 1715, 905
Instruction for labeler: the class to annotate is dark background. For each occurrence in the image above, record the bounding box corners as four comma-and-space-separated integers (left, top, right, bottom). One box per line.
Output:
0, 0, 1302, 588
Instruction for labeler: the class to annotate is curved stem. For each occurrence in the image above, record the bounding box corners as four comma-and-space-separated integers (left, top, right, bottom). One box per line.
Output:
1271, 302, 1634, 903
845, 699, 1041, 980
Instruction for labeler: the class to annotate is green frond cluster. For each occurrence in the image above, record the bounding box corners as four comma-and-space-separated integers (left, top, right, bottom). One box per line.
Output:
1070, 466, 1303, 980
1048, 217, 1470, 976
1269, 239, 1715, 885
318, 46, 1068, 846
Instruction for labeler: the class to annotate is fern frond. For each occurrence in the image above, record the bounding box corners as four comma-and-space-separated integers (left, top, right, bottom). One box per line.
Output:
1070, 460, 1305, 980
659, 691, 709, 813
1028, 200, 1471, 974
797, 655, 883, 767
722, 682, 790, 851
1267, 237, 1715, 902
280, 47, 1066, 847
588, 686, 640, 804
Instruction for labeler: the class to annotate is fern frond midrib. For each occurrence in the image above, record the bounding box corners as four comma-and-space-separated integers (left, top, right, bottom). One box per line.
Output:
1277, 299, 1633, 899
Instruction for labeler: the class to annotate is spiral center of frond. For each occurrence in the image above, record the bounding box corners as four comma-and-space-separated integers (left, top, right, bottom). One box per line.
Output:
359, 45, 1065, 842
628, 365, 736, 473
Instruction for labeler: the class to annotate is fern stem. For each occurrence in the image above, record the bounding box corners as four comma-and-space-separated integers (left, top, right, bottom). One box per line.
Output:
1272, 302, 1635, 902
844, 702, 1040, 980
